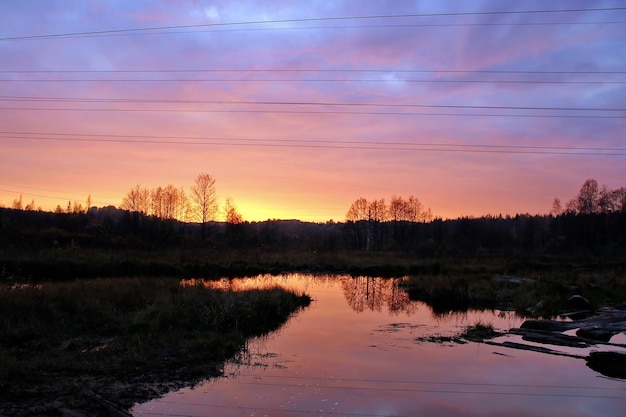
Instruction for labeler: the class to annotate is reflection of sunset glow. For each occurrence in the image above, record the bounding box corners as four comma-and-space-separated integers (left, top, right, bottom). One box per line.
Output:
135, 274, 626, 417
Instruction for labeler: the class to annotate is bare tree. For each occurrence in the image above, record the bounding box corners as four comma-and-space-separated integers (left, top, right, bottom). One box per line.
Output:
177, 187, 192, 222
224, 197, 244, 224
368, 199, 386, 222
406, 195, 424, 222
72, 201, 84, 213
551, 197, 562, 216
12, 194, 23, 210
612, 187, 626, 212
192, 173, 218, 238
151, 186, 164, 218
577, 178, 600, 214
161, 184, 181, 220
345, 197, 369, 222
24, 198, 36, 211
388, 195, 408, 222
368, 199, 386, 251
121, 185, 150, 214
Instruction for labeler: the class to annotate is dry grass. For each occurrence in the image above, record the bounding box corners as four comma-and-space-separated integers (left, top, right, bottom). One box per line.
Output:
0, 277, 310, 415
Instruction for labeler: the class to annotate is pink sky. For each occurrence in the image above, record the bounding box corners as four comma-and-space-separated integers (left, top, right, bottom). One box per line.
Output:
1, 1, 625, 222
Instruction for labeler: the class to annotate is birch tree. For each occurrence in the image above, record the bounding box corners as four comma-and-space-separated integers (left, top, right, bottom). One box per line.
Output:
192, 173, 218, 238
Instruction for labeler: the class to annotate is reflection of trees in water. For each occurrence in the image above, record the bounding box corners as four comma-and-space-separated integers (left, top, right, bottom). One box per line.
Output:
341, 276, 417, 315
183, 274, 418, 315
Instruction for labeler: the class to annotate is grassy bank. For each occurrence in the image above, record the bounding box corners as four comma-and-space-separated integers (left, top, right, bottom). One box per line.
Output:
0, 277, 310, 416
405, 268, 626, 317
0, 246, 439, 281
1, 245, 592, 282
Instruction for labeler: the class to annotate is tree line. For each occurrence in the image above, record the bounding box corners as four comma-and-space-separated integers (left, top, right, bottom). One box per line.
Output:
9, 194, 93, 215
1, 178, 624, 258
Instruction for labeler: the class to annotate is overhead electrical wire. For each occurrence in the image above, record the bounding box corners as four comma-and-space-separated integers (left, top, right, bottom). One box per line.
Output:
1, 131, 623, 156
2, 107, 623, 119
4, 21, 625, 43
1, 69, 625, 75
0, 188, 110, 208
1, 78, 623, 84
3, 95, 623, 112
2, 6, 625, 41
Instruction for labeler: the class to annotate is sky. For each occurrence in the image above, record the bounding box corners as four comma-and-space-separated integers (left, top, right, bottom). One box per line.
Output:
1, 1, 625, 222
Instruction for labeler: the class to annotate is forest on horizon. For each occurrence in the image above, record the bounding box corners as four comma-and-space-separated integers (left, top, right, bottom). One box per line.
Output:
1, 178, 625, 258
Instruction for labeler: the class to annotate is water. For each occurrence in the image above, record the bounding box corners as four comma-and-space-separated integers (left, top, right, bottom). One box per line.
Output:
133, 274, 626, 417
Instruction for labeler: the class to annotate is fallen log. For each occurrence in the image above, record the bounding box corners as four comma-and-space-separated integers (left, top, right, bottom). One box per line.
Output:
520, 319, 578, 332
483, 340, 585, 359
509, 328, 592, 348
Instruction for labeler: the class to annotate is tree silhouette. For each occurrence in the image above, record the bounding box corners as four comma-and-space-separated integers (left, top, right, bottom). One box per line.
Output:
224, 197, 243, 224
192, 173, 218, 239
12, 194, 23, 210
577, 178, 600, 214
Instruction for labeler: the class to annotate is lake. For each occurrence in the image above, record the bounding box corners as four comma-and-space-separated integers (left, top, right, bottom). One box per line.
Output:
132, 273, 626, 417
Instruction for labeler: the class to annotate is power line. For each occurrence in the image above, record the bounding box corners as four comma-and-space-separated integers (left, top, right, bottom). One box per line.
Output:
4, 20, 626, 42
1, 107, 623, 119
1, 132, 624, 155
2, 6, 625, 41
1, 78, 624, 84
1, 69, 625, 75
0, 183, 119, 201
0, 188, 111, 207
2, 95, 624, 112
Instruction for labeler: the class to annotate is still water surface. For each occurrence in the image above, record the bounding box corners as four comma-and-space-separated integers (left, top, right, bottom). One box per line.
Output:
133, 274, 625, 417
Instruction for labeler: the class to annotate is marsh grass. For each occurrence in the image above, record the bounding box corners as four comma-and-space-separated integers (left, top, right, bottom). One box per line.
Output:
1, 246, 471, 282
405, 268, 626, 317
462, 321, 501, 342
0, 277, 310, 415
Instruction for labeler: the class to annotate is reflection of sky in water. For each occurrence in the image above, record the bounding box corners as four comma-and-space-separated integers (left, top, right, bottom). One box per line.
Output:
134, 274, 626, 417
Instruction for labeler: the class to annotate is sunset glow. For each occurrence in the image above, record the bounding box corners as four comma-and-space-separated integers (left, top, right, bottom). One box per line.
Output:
1, 1, 625, 222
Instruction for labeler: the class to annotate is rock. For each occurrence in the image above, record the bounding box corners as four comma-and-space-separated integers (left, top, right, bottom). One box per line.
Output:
520, 319, 577, 332
576, 326, 616, 343
524, 300, 544, 316
567, 295, 591, 311
586, 351, 626, 379
493, 275, 536, 285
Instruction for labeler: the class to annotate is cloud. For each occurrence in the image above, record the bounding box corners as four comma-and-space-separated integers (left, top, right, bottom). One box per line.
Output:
0, 1, 624, 220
